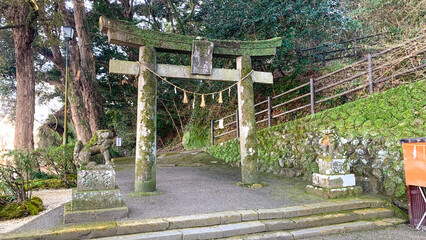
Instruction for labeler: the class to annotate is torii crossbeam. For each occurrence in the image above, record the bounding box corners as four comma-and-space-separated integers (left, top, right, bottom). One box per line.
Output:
100, 16, 282, 192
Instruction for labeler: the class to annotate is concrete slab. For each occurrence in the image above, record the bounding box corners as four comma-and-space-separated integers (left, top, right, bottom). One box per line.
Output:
179, 226, 223, 240
96, 230, 182, 240
236, 209, 258, 221
216, 222, 266, 237
166, 213, 221, 229
116, 218, 169, 235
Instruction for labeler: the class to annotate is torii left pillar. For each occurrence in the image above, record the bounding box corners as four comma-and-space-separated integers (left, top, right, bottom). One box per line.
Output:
135, 46, 157, 192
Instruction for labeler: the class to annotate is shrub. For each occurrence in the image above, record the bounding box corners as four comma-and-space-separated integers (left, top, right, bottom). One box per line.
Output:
0, 150, 37, 203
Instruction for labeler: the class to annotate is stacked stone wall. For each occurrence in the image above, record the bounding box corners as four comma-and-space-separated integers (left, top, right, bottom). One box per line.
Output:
208, 79, 426, 199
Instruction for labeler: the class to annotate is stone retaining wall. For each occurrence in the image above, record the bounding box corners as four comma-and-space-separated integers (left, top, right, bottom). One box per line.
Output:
208, 80, 426, 199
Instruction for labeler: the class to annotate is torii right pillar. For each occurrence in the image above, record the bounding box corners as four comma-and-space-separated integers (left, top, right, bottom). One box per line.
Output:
237, 55, 260, 184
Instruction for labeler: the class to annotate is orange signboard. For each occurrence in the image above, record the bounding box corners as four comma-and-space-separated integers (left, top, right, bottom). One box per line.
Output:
403, 143, 426, 187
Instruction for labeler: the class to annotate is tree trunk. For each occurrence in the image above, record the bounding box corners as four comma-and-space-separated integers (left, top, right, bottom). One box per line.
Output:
5, 2, 38, 151
68, 39, 93, 143
72, 0, 104, 134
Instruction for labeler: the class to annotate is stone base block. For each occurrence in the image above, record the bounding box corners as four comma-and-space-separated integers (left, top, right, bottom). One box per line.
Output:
306, 185, 363, 199
77, 164, 116, 191
318, 158, 349, 175
64, 203, 128, 224
312, 173, 356, 189
71, 188, 124, 211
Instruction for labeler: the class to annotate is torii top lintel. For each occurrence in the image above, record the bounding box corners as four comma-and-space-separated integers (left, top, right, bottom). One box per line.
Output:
99, 16, 282, 58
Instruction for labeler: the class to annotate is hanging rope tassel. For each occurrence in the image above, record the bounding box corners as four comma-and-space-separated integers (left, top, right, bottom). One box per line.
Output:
218, 91, 223, 104
212, 93, 215, 100
228, 87, 231, 97
183, 91, 188, 103
200, 94, 206, 108
174, 86, 177, 94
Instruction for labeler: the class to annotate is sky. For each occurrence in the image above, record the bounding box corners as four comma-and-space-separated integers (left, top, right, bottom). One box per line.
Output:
0, 97, 62, 150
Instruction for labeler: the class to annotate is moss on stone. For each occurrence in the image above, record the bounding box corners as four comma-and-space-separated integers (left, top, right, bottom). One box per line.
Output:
208, 79, 426, 200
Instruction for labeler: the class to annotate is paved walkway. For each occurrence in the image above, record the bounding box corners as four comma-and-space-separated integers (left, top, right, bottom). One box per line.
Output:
13, 151, 324, 232
11, 151, 426, 239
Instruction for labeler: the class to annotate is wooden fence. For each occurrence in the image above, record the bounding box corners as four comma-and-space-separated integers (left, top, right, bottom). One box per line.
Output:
298, 33, 384, 66
211, 34, 426, 145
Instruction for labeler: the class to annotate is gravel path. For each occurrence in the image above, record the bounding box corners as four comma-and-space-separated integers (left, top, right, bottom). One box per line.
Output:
0, 189, 71, 234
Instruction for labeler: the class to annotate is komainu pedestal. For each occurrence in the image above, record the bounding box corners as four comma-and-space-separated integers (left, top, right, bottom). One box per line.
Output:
63, 164, 128, 224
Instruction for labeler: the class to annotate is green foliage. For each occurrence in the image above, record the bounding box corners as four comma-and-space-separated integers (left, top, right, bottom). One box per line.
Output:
0, 150, 37, 203
25, 174, 76, 191
182, 124, 210, 150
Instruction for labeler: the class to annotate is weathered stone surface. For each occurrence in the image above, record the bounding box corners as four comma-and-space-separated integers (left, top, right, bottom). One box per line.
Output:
237, 55, 260, 184
97, 230, 183, 240
373, 217, 407, 226
334, 199, 372, 211
216, 221, 266, 238
109, 60, 273, 84
166, 213, 221, 229
318, 158, 350, 175
353, 208, 394, 219
224, 231, 293, 240
63, 203, 128, 224
312, 173, 356, 188
236, 209, 258, 221
179, 226, 223, 240
356, 176, 381, 194
191, 40, 213, 75
289, 221, 375, 239
277, 206, 313, 218
135, 46, 157, 193
303, 201, 342, 215
116, 218, 169, 235
99, 16, 282, 57
291, 212, 355, 229
262, 219, 296, 231
71, 188, 124, 211
77, 164, 116, 191
306, 185, 362, 199
256, 208, 282, 220
219, 211, 242, 224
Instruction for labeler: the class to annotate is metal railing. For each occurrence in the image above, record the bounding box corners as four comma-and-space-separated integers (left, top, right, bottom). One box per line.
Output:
297, 33, 385, 66
211, 34, 426, 145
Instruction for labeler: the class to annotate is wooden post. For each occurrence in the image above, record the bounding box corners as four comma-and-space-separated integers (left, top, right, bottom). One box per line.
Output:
211, 120, 214, 146
353, 37, 358, 58
135, 46, 157, 193
368, 54, 374, 94
310, 78, 315, 115
237, 55, 260, 184
236, 110, 240, 138
322, 44, 326, 67
267, 96, 272, 127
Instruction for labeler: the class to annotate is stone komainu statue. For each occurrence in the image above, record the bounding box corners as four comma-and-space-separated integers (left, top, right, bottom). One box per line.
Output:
74, 130, 114, 166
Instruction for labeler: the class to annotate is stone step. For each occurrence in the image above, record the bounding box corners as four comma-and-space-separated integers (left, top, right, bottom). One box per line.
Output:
223, 217, 407, 239
93, 208, 397, 240
0, 198, 390, 240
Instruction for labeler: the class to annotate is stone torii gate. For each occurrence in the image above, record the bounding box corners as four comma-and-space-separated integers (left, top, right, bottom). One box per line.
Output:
99, 16, 282, 192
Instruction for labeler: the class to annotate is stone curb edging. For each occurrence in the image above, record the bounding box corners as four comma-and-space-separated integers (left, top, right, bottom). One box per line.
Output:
0, 198, 386, 240
93, 208, 398, 240
222, 218, 408, 239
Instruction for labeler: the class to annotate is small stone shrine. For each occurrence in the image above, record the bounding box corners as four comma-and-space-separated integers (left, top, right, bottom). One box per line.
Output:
64, 131, 128, 224
306, 130, 362, 198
